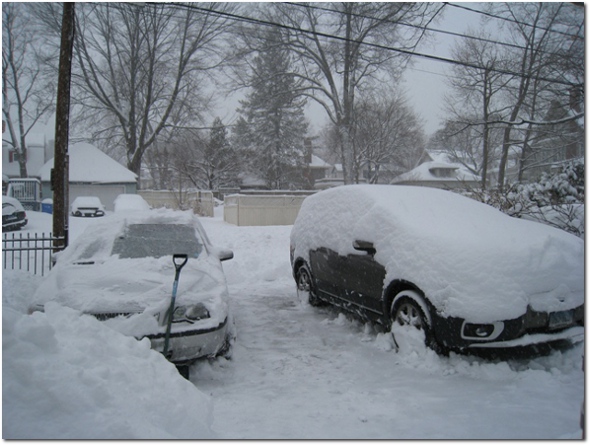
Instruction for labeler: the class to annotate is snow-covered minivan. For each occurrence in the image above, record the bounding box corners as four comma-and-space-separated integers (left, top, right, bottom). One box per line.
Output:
290, 185, 584, 353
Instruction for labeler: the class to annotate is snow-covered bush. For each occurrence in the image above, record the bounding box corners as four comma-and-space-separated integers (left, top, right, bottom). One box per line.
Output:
519, 160, 584, 207
461, 160, 584, 238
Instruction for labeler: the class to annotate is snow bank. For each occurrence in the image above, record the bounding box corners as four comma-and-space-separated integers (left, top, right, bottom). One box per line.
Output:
291, 185, 584, 322
3, 302, 215, 439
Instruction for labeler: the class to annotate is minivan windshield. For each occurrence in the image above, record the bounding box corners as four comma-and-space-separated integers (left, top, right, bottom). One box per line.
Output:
111, 223, 203, 259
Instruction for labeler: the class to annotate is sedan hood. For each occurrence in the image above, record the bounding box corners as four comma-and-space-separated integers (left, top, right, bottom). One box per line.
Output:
32, 254, 229, 325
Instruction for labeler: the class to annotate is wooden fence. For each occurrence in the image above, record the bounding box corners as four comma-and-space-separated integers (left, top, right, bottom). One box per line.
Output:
224, 194, 311, 226
138, 190, 214, 217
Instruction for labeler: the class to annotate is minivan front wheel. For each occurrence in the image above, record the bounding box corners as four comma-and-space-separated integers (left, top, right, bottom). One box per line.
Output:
391, 291, 442, 353
295, 264, 322, 306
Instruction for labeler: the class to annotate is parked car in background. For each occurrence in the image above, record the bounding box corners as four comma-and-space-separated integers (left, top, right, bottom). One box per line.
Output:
71, 196, 106, 217
2, 196, 27, 231
114, 194, 151, 213
290, 185, 584, 354
29, 208, 235, 379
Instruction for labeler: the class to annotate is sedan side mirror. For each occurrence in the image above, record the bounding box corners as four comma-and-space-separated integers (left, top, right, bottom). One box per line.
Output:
353, 240, 376, 256
214, 248, 234, 262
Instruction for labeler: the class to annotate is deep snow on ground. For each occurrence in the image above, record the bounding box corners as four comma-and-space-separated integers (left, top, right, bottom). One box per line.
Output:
2, 208, 585, 439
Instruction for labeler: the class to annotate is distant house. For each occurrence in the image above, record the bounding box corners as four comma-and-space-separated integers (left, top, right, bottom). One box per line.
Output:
314, 163, 344, 189
236, 152, 333, 191
391, 158, 480, 190
38, 142, 137, 211
521, 96, 584, 182
2, 133, 53, 180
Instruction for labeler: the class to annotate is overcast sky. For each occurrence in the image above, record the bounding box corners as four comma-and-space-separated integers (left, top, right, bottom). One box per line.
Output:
36, 3, 487, 142
400, 3, 482, 136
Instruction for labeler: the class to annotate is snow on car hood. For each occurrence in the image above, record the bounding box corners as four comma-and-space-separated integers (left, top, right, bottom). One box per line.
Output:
35, 255, 227, 312
291, 185, 584, 323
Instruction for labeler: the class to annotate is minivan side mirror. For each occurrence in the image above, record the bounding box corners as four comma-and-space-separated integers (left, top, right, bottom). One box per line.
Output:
353, 240, 376, 256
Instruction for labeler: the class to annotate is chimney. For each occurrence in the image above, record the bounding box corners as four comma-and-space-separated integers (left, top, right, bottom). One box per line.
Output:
304, 138, 312, 164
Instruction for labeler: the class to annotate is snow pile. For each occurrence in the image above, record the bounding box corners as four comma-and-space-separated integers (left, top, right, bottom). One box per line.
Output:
3, 302, 215, 439
291, 185, 584, 322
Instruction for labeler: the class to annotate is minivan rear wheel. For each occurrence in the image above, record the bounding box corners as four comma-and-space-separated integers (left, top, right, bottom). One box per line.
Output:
296, 264, 322, 306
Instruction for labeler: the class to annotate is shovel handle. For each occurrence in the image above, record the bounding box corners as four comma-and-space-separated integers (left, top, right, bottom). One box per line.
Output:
173, 253, 188, 271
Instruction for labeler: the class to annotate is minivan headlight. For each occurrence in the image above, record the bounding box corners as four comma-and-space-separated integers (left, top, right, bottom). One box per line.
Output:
462, 321, 504, 340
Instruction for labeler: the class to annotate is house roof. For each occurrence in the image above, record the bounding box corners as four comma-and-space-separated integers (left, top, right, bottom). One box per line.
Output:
38, 142, 137, 184
391, 161, 480, 184
309, 155, 331, 169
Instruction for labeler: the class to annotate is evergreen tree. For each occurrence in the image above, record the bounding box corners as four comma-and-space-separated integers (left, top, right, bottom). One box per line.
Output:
204, 117, 238, 190
238, 27, 308, 189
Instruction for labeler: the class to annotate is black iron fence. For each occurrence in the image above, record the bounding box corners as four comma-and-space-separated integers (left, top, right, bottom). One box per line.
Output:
2, 232, 65, 276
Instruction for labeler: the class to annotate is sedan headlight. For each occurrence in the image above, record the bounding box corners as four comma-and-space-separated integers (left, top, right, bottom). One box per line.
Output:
172, 303, 210, 323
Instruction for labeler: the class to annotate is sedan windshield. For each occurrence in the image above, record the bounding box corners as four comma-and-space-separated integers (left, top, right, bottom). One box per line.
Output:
112, 224, 203, 259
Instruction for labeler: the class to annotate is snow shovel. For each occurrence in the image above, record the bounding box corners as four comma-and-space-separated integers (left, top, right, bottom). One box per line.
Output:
162, 253, 188, 359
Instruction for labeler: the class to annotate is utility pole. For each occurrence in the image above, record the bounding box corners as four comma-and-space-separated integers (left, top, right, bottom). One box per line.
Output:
52, 2, 75, 252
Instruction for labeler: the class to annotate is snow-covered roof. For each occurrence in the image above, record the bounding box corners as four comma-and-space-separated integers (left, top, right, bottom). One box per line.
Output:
38, 142, 137, 184
391, 161, 480, 184
238, 172, 267, 187
309, 155, 331, 168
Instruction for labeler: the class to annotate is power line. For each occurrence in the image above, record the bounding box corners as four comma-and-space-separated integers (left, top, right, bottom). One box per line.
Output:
444, 2, 582, 40
162, 2, 580, 88
288, 2, 526, 54
285, 2, 580, 66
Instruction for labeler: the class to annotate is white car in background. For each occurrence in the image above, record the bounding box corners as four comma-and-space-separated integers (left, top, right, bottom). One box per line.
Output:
114, 194, 151, 213
29, 208, 235, 379
2, 196, 27, 231
71, 196, 106, 217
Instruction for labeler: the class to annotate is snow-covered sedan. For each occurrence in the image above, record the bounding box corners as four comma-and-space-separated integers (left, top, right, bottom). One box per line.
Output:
290, 185, 584, 353
2, 196, 27, 231
113, 194, 151, 213
71, 196, 106, 217
29, 208, 235, 377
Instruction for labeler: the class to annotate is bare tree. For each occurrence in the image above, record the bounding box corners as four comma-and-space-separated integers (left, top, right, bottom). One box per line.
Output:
158, 118, 239, 192
494, 2, 583, 189
2, 3, 55, 178
444, 31, 507, 188
352, 92, 425, 183
45, 3, 238, 181
258, 2, 440, 184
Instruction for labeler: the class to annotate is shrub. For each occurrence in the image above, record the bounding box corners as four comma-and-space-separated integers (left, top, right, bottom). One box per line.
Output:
460, 159, 584, 238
